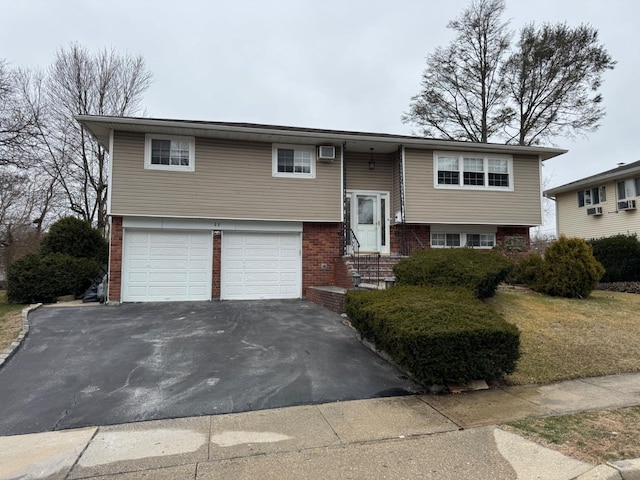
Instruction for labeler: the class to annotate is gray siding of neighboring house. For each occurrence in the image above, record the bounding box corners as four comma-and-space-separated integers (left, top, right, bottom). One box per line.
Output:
556, 182, 640, 239
403, 148, 543, 226
110, 132, 342, 222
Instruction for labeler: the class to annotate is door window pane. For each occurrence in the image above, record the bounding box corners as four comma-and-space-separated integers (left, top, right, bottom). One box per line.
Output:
358, 197, 374, 225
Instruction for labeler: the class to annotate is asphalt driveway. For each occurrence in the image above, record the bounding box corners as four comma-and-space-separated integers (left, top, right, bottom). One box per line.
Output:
0, 300, 420, 436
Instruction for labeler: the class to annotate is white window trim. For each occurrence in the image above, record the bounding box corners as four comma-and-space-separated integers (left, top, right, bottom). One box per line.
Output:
144, 134, 195, 172
272, 144, 316, 179
433, 152, 514, 192
431, 231, 496, 249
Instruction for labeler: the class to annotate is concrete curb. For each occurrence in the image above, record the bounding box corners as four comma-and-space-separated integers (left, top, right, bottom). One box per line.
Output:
0, 303, 42, 369
577, 459, 640, 480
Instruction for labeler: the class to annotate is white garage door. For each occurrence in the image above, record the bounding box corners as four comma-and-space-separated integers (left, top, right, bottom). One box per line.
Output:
122, 230, 212, 302
222, 232, 302, 300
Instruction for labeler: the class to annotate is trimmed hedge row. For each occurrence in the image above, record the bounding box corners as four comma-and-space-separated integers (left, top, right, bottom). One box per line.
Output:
345, 286, 520, 385
588, 234, 640, 282
7, 253, 101, 304
393, 248, 514, 299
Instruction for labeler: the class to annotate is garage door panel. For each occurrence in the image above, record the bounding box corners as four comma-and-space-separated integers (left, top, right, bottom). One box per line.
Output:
222, 232, 301, 300
148, 272, 189, 282
123, 230, 212, 302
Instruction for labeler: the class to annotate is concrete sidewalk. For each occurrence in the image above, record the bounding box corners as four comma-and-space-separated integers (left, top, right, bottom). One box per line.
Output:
2, 372, 639, 480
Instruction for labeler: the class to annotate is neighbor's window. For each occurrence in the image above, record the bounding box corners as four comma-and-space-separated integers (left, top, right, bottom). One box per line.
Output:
435, 153, 512, 190
273, 145, 315, 178
145, 134, 195, 172
617, 179, 638, 200
578, 186, 605, 207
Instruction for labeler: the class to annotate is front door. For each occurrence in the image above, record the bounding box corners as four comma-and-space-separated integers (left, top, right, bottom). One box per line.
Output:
349, 192, 389, 254
356, 195, 378, 252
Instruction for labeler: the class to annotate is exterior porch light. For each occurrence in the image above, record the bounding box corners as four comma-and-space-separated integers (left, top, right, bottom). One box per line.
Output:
369, 148, 375, 170
352, 272, 362, 287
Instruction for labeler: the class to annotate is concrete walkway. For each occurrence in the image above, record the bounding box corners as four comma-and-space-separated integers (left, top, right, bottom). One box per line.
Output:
2, 372, 639, 480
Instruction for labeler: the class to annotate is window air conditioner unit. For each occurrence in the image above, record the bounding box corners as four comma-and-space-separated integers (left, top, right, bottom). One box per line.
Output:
586, 207, 603, 216
617, 199, 637, 211
317, 145, 336, 161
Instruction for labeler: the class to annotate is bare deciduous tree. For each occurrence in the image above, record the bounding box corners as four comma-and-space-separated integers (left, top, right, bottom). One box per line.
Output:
403, 0, 512, 142
403, 0, 615, 146
503, 23, 615, 145
41, 43, 153, 231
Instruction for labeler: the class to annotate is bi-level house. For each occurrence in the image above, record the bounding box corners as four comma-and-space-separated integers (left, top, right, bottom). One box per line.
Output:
544, 160, 640, 240
77, 116, 565, 303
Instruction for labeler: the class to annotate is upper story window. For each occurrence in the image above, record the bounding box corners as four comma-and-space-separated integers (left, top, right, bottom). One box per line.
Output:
617, 178, 640, 200
272, 145, 316, 179
435, 153, 513, 191
578, 186, 606, 207
144, 134, 195, 172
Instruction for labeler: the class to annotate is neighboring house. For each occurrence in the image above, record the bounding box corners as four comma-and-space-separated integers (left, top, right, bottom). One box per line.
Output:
545, 160, 640, 240
77, 115, 565, 303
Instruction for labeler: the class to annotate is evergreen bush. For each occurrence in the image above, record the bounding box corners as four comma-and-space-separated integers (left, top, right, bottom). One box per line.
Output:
40, 216, 108, 264
345, 286, 520, 385
393, 248, 513, 299
588, 234, 640, 282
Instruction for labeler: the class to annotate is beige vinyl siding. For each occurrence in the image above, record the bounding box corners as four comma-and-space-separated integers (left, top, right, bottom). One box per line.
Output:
404, 149, 542, 225
110, 132, 342, 221
556, 182, 640, 239
345, 151, 393, 192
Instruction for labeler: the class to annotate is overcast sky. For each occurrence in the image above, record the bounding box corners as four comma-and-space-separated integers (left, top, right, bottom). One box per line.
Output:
2, 1, 638, 233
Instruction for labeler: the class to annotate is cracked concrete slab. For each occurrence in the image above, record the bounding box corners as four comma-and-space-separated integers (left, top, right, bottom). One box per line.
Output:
316, 396, 458, 442
68, 416, 209, 479
208, 405, 341, 461
0, 427, 95, 480
421, 388, 546, 427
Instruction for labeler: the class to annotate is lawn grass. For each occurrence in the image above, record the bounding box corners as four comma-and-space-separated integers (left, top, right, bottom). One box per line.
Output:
0, 290, 26, 352
488, 289, 640, 385
506, 407, 640, 464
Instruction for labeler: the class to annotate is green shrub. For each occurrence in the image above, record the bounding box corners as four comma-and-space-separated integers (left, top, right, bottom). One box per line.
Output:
393, 248, 514, 299
588, 234, 640, 282
524, 236, 605, 298
345, 286, 520, 385
512, 253, 545, 286
7, 253, 100, 303
40, 216, 108, 264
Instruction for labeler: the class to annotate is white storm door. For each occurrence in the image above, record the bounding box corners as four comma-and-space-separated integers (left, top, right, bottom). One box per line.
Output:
355, 194, 379, 252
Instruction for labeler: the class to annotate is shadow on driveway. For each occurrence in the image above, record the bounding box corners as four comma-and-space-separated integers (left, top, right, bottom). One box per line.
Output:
0, 300, 420, 435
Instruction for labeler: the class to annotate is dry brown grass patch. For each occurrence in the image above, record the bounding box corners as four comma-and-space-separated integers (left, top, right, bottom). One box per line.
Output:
506, 407, 640, 464
488, 290, 640, 385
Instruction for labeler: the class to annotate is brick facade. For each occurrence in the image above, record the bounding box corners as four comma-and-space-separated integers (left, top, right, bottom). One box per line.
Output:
301, 222, 343, 296
306, 287, 346, 314
212, 231, 221, 299
108, 216, 123, 303
496, 226, 530, 248
390, 224, 430, 256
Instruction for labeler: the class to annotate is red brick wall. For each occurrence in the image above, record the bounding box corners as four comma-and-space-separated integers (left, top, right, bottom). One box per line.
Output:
302, 222, 342, 295
306, 287, 346, 314
212, 231, 221, 299
390, 224, 430, 255
496, 226, 530, 248
108, 216, 123, 303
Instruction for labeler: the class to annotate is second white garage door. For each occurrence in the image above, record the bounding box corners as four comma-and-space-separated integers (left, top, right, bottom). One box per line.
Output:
222, 232, 302, 300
